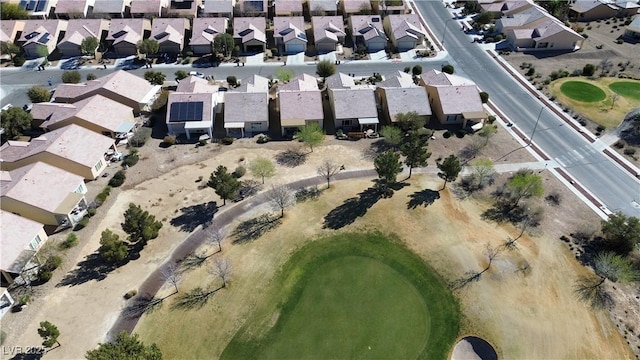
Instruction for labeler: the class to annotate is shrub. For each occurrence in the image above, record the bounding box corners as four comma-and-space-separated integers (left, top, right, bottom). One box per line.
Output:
233, 165, 246, 178
441, 64, 454, 74
403, 66, 411, 73
221, 137, 234, 145
61, 70, 82, 84
185, 50, 193, 57
575, 26, 584, 33
623, 148, 636, 155
455, 130, 466, 138
494, 34, 503, 41
181, 57, 191, 65
525, 67, 535, 76
487, 115, 496, 124
443, 130, 452, 138
616, 39, 624, 44
109, 170, 126, 187
175, 70, 189, 80
151, 90, 169, 112
485, 37, 494, 43
13, 56, 25, 66
37, 270, 53, 283
479, 91, 489, 103
43, 255, 62, 272
257, 135, 270, 144
583, 63, 596, 76
27, 86, 52, 103
59, 233, 78, 249
226, 76, 237, 87
416, 127, 433, 138
571, 69, 582, 76
124, 289, 138, 299
122, 150, 139, 167
74, 216, 90, 231
579, 119, 587, 126
613, 140, 625, 149
87, 208, 97, 217
163, 135, 176, 146
411, 65, 422, 76
129, 127, 152, 147
295, 186, 321, 202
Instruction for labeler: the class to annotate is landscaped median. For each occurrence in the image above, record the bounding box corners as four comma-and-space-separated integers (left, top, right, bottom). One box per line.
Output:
220, 232, 460, 360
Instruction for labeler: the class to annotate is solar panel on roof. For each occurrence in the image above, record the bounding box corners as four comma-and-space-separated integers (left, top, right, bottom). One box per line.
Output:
371, 17, 380, 22
25, 31, 40, 40
297, 32, 307, 40
238, 29, 253, 36
113, 30, 127, 38
35, 0, 47, 12
169, 102, 204, 122
25, 0, 36, 10
280, 28, 293, 36
40, 32, 50, 43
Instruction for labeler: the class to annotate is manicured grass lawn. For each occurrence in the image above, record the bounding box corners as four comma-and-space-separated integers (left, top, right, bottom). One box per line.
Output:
221, 232, 460, 360
609, 81, 640, 101
560, 81, 606, 102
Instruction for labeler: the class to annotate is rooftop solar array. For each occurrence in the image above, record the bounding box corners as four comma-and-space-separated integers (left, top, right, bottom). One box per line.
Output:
169, 101, 204, 122
20, 0, 48, 12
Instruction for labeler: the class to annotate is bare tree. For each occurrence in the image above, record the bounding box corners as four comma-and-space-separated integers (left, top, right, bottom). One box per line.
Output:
206, 227, 226, 254
316, 159, 342, 188
210, 258, 232, 288
268, 184, 294, 218
610, 94, 619, 110
451, 243, 502, 290
503, 208, 543, 250
161, 263, 180, 295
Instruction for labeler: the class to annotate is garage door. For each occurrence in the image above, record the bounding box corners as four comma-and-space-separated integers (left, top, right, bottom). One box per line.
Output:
286, 43, 306, 54
316, 42, 336, 53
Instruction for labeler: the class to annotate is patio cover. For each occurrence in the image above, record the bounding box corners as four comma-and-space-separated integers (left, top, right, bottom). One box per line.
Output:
184, 121, 212, 130
115, 122, 136, 133
281, 118, 305, 127
462, 111, 487, 119
358, 117, 379, 124
224, 122, 245, 128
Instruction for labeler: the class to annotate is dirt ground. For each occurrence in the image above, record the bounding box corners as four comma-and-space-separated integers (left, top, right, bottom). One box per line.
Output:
2, 123, 637, 359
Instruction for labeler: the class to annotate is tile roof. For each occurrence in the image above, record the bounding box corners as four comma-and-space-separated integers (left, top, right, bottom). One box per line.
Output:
312, 16, 345, 43
531, 18, 583, 40
233, 17, 266, 44
435, 86, 484, 115
236, 74, 269, 92
59, 19, 108, 47
387, 14, 426, 41
0, 124, 115, 168
203, 0, 235, 13
190, 17, 228, 46
130, 0, 167, 14
151, 18, 188, 46
378, 70, 414, 88
32, 94, 134, 133
0, 162, 85, 213
350, 15, 388, 41
420, 69, 475, 86
279, 73, 319, 91
326, 72, 357, 89
53, 70, 157, 105
273, 16, 307, 43
0, 20, 25, 43
224, 92, 268, 124
54, 0, 91, 14
330, 88, 377, 119
382, 87, 432, 118
176, 76, 220, 93
166, 92, 214, 124
107, 18, 150, 46
279, 91, 324, 124
274, 0, 302, 14
343, 0, 371, 13
0, 210, 44, 273
93, 0, 130, 14
19, 20, 68, 48
309, 0, 338, 12
498, 5, 550, 29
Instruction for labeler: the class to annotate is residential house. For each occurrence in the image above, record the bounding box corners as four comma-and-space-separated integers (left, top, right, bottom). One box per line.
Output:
504, 18, 585, 50
57, 18, 108, 57
30, 94, 136, 138
349, 15, 388, 52
52, 70, 160, 114
495, 5, 549, 33
341, 0, 371, 15
54, 0, 95, 18
383, 14, 426, 51
17, 19, 67, 58
106, 18, 151, 56
624, 16, 640, 38
166, 76, 220, 139
0, 287, 14, 317
190, 17, 228, 54
308, 0, 338, 15
277, 73, 323, 136
375, 71, 431, 125
312, 16, 345, 53
372, 0, 407, 14
0, 124, 116, 180
0, 162, 89, 227
479, 0, 533, 18
274, 0, 302, 16
151, 18, 189, 54
130, 0, 168, 17
236, 0, 267, 16
233, 17, 266, 52
91, 0, 131, 18
569, 0, 639, 21
202, 0, 235, 18
419, 69, 486, 127
167, 0, 200, 18
0, 20, 26, 45
17, 0, 58, 19
0, 210, 48, 286
273, 16, 308, 54
223, 75, 269, 136
326, 72, 378, 131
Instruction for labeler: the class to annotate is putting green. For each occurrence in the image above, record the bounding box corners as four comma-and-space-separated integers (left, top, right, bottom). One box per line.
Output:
609, 81, 640, 101
221, 233, 460, 360
560, 81, 606, 102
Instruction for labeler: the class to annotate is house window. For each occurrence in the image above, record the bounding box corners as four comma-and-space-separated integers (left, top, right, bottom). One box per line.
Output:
75, 183, 86, 194
446, 114, 457, 122
94, 160, 103, 172
250, 122, 263, 129
342, 119, 353, 126
29, 235, 42, 251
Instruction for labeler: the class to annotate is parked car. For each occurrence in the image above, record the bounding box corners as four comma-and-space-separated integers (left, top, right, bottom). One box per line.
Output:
189, 71, 205, 78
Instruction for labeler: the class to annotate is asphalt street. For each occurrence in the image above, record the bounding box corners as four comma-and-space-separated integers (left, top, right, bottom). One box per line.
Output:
414, 0, 640, 217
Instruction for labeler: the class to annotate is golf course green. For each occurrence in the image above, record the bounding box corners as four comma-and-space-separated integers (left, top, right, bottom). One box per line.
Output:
221, 232, 460, 359
609, 81, 640, 101
560, 81, 606, 102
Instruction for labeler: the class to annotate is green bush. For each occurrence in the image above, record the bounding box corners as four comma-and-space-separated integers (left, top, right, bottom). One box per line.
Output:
525, 68, 535, 76
61, 70, 82, 84
86, 73, 97, 81
122, 150, 139, 167
129, 127, 152, 147
222, 137, 235, 145
443, 131, 452, 138
43, 255, 62, 272
59, 233, 78, 249
37, 270, 53, 283
233, 165, 246, 178
441, 64, 454, 74
163, 135, 176, 146
616, 39, 624, 44
226, 76, 237, 87
87, 208, 97, 217
487, 115, 496, 124
257, 135, 270, 144
124, 289, 138, 299
74, 216, 90, 231
13, 56, 25, 66
109, 170, 126, 187
175, 70, 189, 80
455, 130, 467, 138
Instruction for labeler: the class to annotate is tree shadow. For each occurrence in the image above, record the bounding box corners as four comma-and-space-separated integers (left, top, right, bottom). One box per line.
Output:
123, 292, 167, 319
170, 286, 223, 310
323, 187, 384, 230
170, 201, 218, 232
178, 253, 209, 271
275, 148, 307, 167
232, 213, 282, 244
10, 353, 44, 360
362, 139, 395, 160
480, 197, 527, 224
407, 189, 440, 209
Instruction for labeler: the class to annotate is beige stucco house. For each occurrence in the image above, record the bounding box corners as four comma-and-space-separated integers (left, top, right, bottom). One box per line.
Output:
274, 16, 308, 54
0, 162, 88, 227
309, 0, 338, 15
18, 19, 68, 58
223, 75, 269, 137
54, 0, 95, 18
57, 18, 108, 57
277, 73, 323, 136
376, 71, 431, 125
151, 18, 189, 54
383, 14, 427, 51
0, 124, 115, 180
419, 69, 486, 127
327, 73, 379, 131
479, 0, 533, 17
52, 70, 160, 115
1, 210, 48, 286
166, 0, 200, 18
203, 0, 235, 18
17, 0, 58, 19
624, 16, 640, 38
341, 0, 371, 15
233, 17, 266, 53
569, 0, 639, 21
349, 15, 388, 52
1, 20, 26, 45
312, 16, 346, 53
274, 0, 303, 16
190, 17, 229, 55
130, 0, 168, 17
166, 76, 220, 140
106, 18, 151, 56
92, 0, 131, 18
